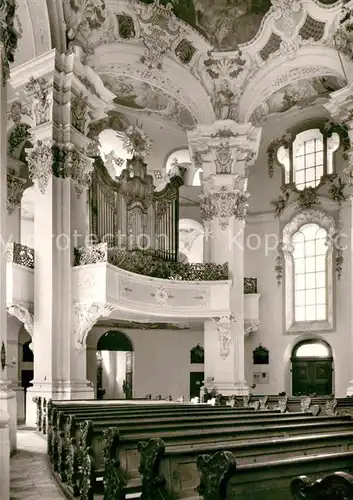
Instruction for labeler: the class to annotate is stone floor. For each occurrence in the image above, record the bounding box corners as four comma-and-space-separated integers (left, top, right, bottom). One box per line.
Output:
10, 428, 65, 499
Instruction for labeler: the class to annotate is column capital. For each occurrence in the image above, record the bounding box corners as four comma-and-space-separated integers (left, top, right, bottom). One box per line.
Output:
25, 140, 94, 196
188, 120, 261, 177
7, 169, 26, 215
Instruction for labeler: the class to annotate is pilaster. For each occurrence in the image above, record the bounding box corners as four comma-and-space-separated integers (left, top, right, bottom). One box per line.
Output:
0, 3, 20, 478
9, 51, 114, 425
188, 120, 261, 396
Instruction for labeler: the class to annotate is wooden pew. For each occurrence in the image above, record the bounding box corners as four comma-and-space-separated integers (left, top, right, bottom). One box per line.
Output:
75, 413, 352, 499
138, 430, 353, 500
52, 409, 304, 490
48, 403, 272, 496
195, 450, 353, 500
290, 471, 353, 499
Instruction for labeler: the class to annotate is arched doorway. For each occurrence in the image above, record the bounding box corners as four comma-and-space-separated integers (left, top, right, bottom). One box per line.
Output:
96, 331, 134, 400
291, 340, 333, 396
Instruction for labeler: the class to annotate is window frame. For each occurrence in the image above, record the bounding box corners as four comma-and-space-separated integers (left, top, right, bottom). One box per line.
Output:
282, 209, 335, 334
277, 124, 340, 190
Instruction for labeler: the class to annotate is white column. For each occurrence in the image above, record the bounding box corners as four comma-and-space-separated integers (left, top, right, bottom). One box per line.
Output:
0, 48, 17, 453
188, 120, 261, 396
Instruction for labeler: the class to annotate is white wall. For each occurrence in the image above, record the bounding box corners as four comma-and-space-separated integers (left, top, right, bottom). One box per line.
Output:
87, 327, 203, 400
244, 109, 352, 397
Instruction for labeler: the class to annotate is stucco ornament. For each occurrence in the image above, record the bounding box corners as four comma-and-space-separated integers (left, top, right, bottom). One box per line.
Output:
270, 0, 301, 29
26, 140, 53, 195
71, 93, 89, 134
123, 125, 152, 158
334, 6, 353, 60
63, 0, 106, 48
0, 0, 21, 84
137, 0, 180, 69
25, 77, 52, 126
7, 170, 26, 215
204, 54, 246, 120
212, 314, 237, 360
7, 304, 34, 337
65, 146, 94, 197
154, 285, 170, 306
200, 180, 249, 230
343, 150, 353, 185
72, 302, 115, 350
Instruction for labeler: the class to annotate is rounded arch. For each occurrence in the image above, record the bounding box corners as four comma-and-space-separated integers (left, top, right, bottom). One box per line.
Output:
238, 46, 350, 123
85, 43, 215, 125
291, 339, 332, 360
97, 330, 134, 352
283, 333, 335, 396
288, 336, 334, 396
282, 209, 336, 253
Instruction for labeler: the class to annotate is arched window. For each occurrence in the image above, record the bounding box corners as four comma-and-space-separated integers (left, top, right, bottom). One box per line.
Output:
294, 341, 330, 358
277, 128, 340, 190
283, 210, 335, 332
292, 223, 328, 322
165, 149, 201, 186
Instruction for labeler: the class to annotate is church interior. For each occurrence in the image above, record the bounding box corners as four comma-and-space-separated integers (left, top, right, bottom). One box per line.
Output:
2, 0, 353, 498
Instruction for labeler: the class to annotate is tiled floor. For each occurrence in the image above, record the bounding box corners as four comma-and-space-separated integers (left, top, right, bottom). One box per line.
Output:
10, 428, 65, 499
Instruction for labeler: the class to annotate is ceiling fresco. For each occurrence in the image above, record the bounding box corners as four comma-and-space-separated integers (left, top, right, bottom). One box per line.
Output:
101, 74, 170, 111
100, 73, 196, 130
140, 0, 272, 49
250, 76, 346, 124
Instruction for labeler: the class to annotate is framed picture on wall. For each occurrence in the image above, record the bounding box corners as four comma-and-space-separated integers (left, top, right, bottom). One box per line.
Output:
253, 345, 269, 364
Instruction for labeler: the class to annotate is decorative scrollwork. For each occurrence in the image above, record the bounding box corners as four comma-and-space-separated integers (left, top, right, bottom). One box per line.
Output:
138, 438, 166, 500
291, 472, 353, 500
102, 427, 126, 500
197, 451, 237, 500
0, 0, 21, 84
81, 446, 95, 500
325, 398, 337, 417
6, 242, 34, 268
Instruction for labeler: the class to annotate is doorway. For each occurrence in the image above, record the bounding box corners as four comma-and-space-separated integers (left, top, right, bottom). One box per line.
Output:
96, 331, 134, 399
291, 340, 333, 396
190, 372, 204, 399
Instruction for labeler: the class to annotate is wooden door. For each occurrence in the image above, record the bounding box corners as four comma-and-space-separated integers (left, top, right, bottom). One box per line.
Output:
190, 372, 204, 399
292, 358, 332, 396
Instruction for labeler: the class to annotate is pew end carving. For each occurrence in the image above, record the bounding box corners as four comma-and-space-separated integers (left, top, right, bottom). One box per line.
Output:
138, 437, 166, 500
102, 427, 126, 500
197, 451, 237, 500
291, 471, 353, 499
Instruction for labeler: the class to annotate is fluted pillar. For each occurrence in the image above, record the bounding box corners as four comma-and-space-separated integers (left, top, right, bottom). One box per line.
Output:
188, 120, 261, 395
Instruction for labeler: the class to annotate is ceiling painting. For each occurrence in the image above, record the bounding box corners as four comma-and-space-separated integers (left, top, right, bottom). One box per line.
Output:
100, 73, 196, 130
250, 76, 346, 124
140, 0, 272, 49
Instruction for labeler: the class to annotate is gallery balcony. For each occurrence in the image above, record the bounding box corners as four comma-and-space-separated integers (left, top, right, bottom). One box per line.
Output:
6, 242, 34, 311
72, 244, 261, 327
